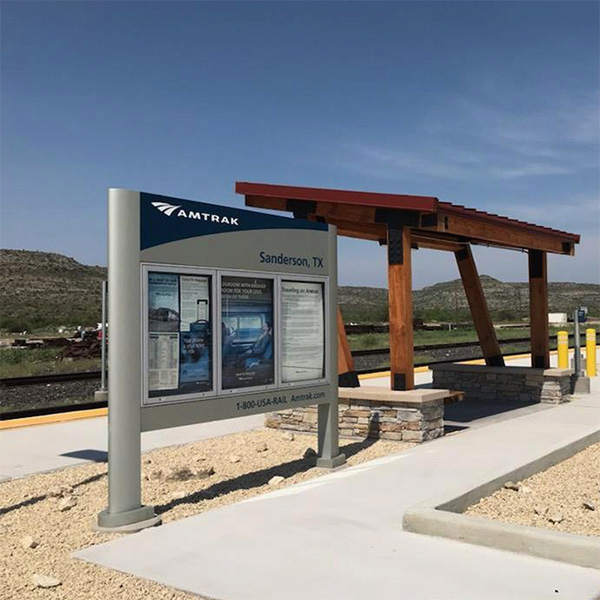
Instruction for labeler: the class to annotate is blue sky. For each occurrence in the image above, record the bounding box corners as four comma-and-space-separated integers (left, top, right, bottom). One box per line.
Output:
2, 1, 598, 289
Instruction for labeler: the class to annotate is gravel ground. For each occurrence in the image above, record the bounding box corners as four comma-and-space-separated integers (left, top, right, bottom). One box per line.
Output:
466, 442, 600, 537
0, 380, 99, 415
0, 428, 410, 600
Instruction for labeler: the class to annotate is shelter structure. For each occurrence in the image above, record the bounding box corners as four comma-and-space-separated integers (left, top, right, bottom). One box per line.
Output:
236, 182, 580, 391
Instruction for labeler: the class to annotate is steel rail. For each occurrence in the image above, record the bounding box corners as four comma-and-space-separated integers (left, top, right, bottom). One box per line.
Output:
0, 333, 586, 386
0, 332, 588, 421
0, 371, 102, 388
351, 332, 585, 358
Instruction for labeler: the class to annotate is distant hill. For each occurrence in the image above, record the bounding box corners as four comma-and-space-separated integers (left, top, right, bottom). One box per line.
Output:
339, 275, 600, 323
0, 250, 106, 330
1, 249, 598, 330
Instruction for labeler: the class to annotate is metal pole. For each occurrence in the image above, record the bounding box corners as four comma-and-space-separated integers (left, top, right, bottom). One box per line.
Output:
316, 225, 345, 469
573, 309, 581, 376
100, 280, 107, 392
96, 189, 160, 532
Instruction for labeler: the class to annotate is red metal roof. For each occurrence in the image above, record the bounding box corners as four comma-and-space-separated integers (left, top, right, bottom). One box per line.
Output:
235, 181, 580, 244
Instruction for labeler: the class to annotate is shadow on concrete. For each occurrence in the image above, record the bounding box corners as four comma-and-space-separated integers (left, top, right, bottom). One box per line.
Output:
153, 435, 379, 516
60, 449, 108, 463
444, 398, 541, 424
443, 424, 469, 435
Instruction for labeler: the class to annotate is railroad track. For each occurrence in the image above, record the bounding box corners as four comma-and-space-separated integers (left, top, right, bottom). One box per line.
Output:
0, 371, 102, 388
0, 332, 587, 421
0, 333, 584, 386
351, 332, 583, 357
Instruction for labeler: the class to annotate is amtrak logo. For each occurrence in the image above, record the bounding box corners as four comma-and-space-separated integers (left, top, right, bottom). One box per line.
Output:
152, 202, 181, 216
151, 201, 239, 225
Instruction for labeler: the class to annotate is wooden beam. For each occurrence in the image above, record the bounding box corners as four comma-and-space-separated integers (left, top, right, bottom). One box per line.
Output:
245, 195, 288, 211
313, 202, 377, 222
319, 218, 386, 242
434, 213, 569, 255
455, 246, 504, 366
387, 225, 414, 390
412, 232, 465, 252
244, 193, 576, 255
529, 250, 550, 368
337, 307, 359, 387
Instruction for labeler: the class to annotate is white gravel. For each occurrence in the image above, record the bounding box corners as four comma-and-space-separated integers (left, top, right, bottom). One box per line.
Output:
0, 427, 411, 600
466, 442, 600, 537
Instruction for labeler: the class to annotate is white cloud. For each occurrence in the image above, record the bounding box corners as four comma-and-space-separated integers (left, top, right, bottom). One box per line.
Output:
491, 163, 574, 179
336, 89, 598, 183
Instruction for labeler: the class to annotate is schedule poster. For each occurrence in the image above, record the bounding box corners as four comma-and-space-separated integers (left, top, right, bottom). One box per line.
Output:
148, 332, 179, 391
281, 281, 325, 383
180, 275, 210, 331
221, 276, 274, 390
147, 271, 212, 398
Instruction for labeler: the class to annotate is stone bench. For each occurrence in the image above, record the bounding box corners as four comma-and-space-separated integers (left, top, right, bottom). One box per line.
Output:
265, 387, 452, 443
430, 363, 573, 404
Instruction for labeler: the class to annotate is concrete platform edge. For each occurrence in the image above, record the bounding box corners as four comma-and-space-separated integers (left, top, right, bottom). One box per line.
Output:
403, 429, 600, 570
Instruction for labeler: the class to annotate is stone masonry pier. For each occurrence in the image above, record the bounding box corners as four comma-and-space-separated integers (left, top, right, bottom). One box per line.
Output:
431, 364, 573, 404
265, 388, 449, 443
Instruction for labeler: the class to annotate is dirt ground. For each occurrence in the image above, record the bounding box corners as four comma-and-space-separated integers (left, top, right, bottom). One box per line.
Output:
466, 442, 600, 537
0, 428, 409, 600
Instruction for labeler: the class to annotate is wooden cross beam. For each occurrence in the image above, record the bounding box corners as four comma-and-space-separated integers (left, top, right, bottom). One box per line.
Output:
454, 245, 504, 367
337, 307, 359, 387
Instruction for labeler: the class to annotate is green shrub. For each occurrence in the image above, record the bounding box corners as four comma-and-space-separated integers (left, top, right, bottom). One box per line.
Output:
0, 347, 59, 366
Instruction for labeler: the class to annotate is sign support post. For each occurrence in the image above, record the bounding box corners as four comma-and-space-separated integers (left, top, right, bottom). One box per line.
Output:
97, 189, 160, 532
316, 230, 345, 468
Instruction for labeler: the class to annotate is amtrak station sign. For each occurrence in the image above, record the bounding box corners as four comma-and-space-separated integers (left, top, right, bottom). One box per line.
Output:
97, 189, 344, 532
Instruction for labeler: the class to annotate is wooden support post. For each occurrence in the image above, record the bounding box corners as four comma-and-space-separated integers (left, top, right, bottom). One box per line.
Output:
387, 225, 414, 390
337, 307, 359, 387
454, 246, 504, 367
529, 250, 550, 368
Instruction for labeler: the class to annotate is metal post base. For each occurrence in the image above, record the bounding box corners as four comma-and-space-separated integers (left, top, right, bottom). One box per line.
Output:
315, 453, 346, 469
571, 376, 591, 395
94, 389, 108, 403
96, 506, 161, 533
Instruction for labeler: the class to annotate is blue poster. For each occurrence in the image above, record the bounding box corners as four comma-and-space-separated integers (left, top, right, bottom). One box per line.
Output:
221, 276, 274, 390
180, 328, 211, 386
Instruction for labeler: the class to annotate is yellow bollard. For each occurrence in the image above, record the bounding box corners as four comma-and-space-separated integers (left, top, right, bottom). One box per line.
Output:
557, 330, 569, 369
586, 329, 596, 377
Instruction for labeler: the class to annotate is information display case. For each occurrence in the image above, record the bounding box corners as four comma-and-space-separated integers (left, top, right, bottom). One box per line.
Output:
98, 188, 344, 532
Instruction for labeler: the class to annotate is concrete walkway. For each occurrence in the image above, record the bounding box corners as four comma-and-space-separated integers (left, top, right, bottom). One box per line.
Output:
0, 414, 263, 481
77, 380, 600, 600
